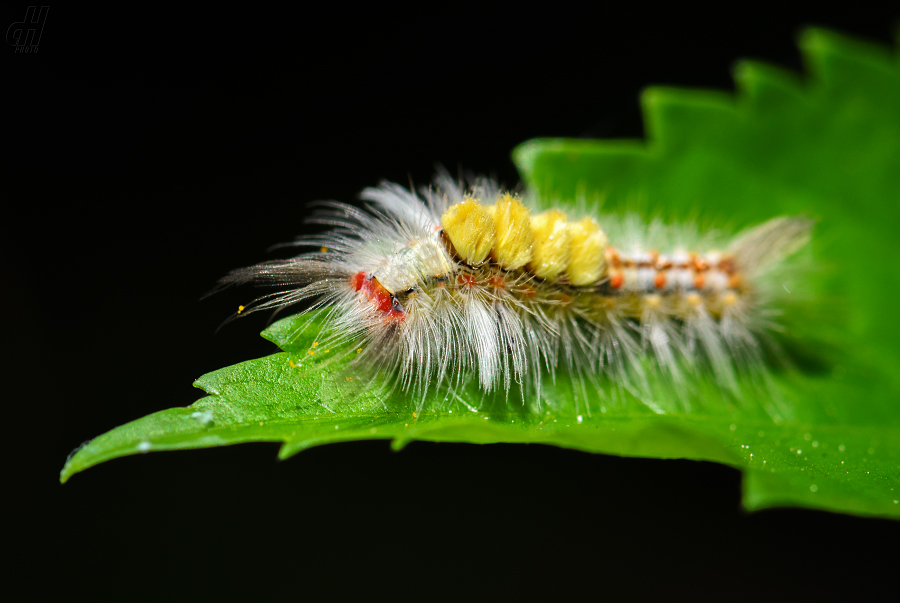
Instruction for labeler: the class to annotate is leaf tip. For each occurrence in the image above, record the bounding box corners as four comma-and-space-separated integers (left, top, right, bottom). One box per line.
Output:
278, 440, 306, 460
59, 439, 92, 484
390, 436, 412, 452
798, 26, 897, 78
797, 26, 827, 54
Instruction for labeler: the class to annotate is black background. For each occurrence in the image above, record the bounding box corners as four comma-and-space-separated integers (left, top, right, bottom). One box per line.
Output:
5, 5, 900, 601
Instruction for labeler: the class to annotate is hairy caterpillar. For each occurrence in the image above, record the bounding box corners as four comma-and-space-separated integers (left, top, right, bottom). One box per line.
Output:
220, 172, 812, 416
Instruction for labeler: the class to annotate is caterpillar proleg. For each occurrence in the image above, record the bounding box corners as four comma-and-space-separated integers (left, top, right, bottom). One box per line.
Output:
219, 173, 812, 416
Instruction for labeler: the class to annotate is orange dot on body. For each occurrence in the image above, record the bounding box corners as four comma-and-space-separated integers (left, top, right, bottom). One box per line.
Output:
457, 274, 477, 288
694, 274, 706, 289
610, 271, 624, 289
718, 256, 737, 275
654, 272, 666, 289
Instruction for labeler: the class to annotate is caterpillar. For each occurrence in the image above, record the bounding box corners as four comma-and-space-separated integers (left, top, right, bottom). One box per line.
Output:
219, 172, 812, 417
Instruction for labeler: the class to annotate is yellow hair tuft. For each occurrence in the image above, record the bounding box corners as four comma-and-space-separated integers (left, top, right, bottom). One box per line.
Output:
528, 209, 569, 279
441, 198, 495, 265
490, 193, 532, 270
566, 216, 608, 285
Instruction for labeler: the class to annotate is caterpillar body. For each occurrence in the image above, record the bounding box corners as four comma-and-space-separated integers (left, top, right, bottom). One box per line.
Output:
221, 173, 812, 417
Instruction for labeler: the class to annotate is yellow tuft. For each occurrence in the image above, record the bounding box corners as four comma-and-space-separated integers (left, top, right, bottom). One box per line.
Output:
490, 193, 532, 270
528, 209, 569, 279
441, 197, 495, 265
237, 305, 245, 314
565, 216, 608, 285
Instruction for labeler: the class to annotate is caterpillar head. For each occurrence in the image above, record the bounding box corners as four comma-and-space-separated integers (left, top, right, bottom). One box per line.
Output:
351, 233, 454, 319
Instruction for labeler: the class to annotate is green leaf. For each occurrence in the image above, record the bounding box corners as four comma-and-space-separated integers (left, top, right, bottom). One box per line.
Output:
61, 28, 900, 520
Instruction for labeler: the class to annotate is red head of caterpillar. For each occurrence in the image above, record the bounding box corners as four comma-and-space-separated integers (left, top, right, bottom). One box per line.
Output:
218, 172, 813, 417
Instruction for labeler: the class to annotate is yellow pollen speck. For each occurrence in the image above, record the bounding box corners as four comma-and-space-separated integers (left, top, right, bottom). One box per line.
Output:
357, 348, 362, 353
289, 359, 296, 368
237, 305, 245, 314
528, 209, 569, 279
566, 216, 608, 285
312, 342, 319, 347
323, 350, 330, 353
722, 291, 739, 307
441, 197, 495, 265
686, 292, 702, 307
308, 350, 315, 356
490, 193, 532, 270
320, 246, 328, 253
346, 377, 353, 382
413, 412, 417, 417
